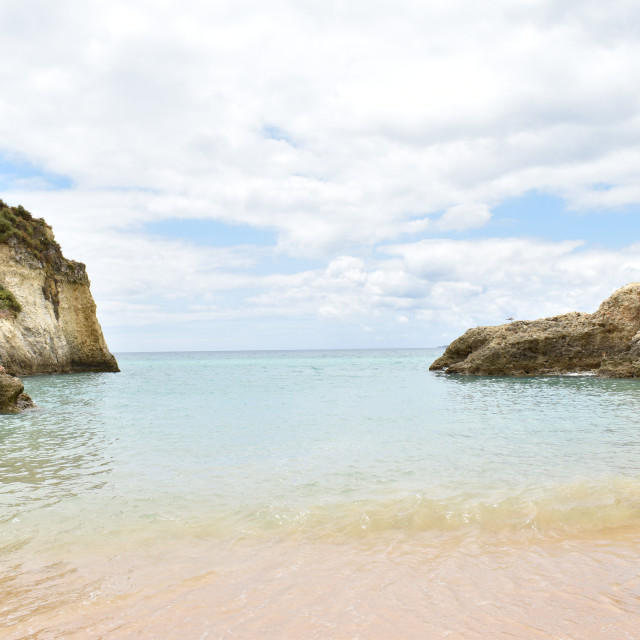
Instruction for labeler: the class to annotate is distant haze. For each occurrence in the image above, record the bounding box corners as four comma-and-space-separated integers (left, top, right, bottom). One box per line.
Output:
2, 1, 640, 351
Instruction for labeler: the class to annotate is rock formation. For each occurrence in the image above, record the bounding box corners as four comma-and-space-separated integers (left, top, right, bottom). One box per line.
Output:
430, 283, 640, 377
0, 370, 35, 413
0, 201, 118, 380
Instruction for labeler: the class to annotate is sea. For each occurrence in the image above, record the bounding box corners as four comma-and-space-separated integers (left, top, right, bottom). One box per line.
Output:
2, 348, 640, 639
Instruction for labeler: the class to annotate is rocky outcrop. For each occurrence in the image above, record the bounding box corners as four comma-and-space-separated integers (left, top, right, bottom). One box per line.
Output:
0, 201, 118, 378
0, 370, 35, 413
430, 283, 640, 377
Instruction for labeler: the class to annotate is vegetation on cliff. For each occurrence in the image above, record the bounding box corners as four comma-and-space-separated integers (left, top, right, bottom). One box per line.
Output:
0, 200, 65, 265
0, 287, 21, 316
0, 200, 89, 320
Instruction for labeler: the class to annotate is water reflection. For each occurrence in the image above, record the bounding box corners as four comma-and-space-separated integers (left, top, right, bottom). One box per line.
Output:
429, 371, 640, 486
435, 368, 640, 394
434, 370, 640, 418
0, 373, 114, 524
0, 374, 116, 636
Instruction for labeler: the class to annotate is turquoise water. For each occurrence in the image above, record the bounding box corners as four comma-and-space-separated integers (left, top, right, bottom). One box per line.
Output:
4, 348, 640, 542
4, 349, 640, 639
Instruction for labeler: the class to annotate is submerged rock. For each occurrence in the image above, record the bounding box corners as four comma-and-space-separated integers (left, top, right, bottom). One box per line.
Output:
0, 370, 35, 413
430, 283, 640, 377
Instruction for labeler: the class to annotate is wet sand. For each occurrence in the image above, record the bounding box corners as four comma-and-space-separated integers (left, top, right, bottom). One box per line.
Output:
4, 531, 640, 639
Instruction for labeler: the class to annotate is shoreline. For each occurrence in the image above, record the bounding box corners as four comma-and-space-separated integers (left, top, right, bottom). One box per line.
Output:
4, 532, 640, 639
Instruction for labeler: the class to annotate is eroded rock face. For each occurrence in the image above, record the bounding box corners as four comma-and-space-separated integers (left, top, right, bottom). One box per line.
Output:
0, 371, 35, 413
429, 283, 640, 377
0, 207, 119, 377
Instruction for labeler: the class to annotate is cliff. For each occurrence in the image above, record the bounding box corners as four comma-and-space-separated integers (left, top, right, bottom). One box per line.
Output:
429, 283, 640, 377
0, 201, 118, 377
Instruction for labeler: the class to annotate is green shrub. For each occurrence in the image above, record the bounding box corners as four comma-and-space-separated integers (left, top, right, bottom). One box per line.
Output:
0, 218, 17, 243
0, 287, 21, 314
0, 201, 64, 267
14, 204, 32, 221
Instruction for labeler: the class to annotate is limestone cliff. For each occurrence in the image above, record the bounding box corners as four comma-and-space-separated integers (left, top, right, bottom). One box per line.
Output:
0, 201, 118, 377
430, 283, 640, 377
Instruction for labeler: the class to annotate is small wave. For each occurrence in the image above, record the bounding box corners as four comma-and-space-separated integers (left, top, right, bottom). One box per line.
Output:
236, 477, 640, 541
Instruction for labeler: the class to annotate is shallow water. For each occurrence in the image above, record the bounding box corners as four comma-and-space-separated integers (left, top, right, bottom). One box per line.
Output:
2, 349, 640, 638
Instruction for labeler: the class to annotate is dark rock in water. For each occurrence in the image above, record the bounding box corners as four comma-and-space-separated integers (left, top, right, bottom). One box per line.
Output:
0, 370, 35, 413
429, 283, 640, 377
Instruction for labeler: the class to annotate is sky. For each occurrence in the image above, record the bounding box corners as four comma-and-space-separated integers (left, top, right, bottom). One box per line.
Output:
2, 0, 640, 352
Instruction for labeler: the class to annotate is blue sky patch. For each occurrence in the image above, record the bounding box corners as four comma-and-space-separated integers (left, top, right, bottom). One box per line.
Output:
145, 218, 277, 247
0, 153, 72, 190
262, 253, 323, 275
262, 123, 296, 146
401, 191, 640, 249
144, 217, 323, 274
487, 191, 640, 248
376, 191, 640, 251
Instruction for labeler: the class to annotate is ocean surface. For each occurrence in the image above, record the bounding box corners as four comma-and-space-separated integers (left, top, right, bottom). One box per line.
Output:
2, 349, 640, 639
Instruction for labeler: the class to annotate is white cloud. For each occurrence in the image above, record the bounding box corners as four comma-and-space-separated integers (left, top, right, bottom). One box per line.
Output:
239, 238, 640, 341
3, 2, 640, 226
434, 204, 492, 231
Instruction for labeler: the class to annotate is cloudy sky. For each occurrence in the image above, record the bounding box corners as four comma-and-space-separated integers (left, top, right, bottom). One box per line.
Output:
2, 0, 640, 351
